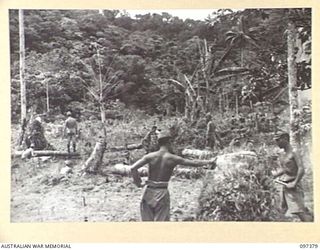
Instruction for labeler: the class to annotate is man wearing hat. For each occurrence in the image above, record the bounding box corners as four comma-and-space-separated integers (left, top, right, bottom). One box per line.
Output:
63, 111, 78, 153
272, 132, 312, 221
131, 130, 217, 221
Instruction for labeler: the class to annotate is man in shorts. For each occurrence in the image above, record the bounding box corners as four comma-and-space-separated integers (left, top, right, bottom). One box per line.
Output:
63, 111, 78, 153
271, 132, 312, 221
131, 131, 217, 221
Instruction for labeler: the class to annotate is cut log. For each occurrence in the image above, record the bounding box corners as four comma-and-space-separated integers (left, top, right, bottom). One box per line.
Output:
182, 148, 215, 159
109, 163, 148, 177
215, 151, 257, 172
174, 167, 205, 179
14, 150, 80, 158
109, 143, 142, 152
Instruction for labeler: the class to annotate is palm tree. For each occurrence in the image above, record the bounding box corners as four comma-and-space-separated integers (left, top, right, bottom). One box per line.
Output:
225, 16, 259, 67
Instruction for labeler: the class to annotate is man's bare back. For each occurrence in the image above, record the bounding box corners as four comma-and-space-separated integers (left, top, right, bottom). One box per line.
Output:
131, 147, 216, 186
130, 131, 216, 221
144, 150, 181, 182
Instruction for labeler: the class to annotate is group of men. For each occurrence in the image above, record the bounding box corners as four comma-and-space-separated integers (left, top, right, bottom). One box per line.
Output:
134, 119, 312, 222
26, 111, 79, 153
26, 111, 312, 222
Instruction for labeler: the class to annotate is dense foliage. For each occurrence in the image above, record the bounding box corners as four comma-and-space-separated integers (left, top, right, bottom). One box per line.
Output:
10, 9, 311, 124
196, 151, 282, 221
10, 9, 313, 222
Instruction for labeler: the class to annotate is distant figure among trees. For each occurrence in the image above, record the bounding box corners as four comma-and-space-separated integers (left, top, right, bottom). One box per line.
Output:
63, 111, 78, 153
141, 125, 159, 153
205, 113, 222, 150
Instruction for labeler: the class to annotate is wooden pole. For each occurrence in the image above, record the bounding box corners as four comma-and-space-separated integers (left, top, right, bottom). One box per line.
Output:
287, 15, 300, 150
46, 80, 50, 112
19, 9, 27, 123
235, 92, 239, 116
219, 92, 222, 114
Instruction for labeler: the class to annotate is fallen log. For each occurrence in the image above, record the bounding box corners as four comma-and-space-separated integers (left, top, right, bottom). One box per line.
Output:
182, 148, 215, 159
108, 143, 142, 152
14, 150, 80, 158
174, 167, 205, 179
215, 151, 257, 171
109, 163, 148, 177
13, 143, 142, 159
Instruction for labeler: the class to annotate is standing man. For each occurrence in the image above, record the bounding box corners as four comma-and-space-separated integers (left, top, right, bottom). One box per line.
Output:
271, 132, 312, 221
63, 111, 78, 153
131, 131, 217, 221
141, 125, 159, 153
205, 113, 222, 150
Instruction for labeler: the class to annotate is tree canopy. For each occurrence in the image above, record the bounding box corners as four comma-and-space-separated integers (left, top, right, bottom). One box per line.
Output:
10, 8, 311, 122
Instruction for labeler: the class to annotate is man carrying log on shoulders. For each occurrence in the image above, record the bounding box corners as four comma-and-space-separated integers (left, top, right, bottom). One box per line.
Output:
130, 130, 217, 221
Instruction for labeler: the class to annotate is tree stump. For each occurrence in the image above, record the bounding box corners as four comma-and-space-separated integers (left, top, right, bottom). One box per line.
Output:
83, 139, 106, 174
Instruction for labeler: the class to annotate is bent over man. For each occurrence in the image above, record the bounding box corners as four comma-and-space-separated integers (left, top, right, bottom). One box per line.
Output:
63, 111, 78, 153
131, 131, 217, 221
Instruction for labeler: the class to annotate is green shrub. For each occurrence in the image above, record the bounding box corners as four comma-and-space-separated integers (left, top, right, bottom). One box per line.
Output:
196, 151, 282, 221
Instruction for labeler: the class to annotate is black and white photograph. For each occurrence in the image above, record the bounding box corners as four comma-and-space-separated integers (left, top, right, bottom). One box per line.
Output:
9, 8, 313, 223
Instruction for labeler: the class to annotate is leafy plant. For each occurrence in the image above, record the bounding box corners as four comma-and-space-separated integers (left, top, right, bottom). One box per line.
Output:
196, 151, 282, 221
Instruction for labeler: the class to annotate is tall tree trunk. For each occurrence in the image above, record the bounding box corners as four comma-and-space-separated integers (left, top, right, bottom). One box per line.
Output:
184, 95, 189, 119
203, 39, 211, 111
287, 17, 301, 151
235, 92, 239, 116
197, 39, 211, 112
226, 93, 229, 112
46, 81, 50, 112
219, 93, 222, 114
19, 9, 26, 124
240, 47, 244, 67
222, 91, 225, 117
99, 102, 106, 123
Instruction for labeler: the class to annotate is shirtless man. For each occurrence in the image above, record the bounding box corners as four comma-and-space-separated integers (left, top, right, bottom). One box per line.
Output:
63, 111, 78, 153
271, 132, 312, 222
131, 131, 217, 221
